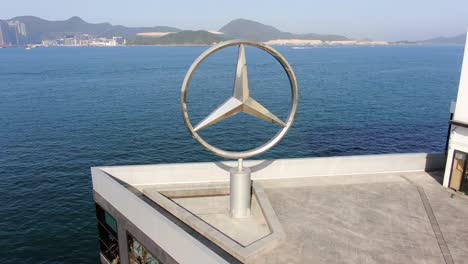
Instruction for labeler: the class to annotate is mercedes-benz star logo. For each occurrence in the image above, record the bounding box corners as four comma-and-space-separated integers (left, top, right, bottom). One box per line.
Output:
193, 44, 286, 132
181, 40, 299, 160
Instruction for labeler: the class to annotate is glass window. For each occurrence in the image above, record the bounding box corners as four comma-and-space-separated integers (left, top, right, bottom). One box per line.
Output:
96, 204, 120, 263
105, 211, 118, 233
128, 233, 162, 264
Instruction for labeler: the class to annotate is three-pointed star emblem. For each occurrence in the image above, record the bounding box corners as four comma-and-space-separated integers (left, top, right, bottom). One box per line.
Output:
194, 44, 286, 132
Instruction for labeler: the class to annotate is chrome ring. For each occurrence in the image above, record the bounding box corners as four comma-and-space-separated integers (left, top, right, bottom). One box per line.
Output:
181, 40, 299, 159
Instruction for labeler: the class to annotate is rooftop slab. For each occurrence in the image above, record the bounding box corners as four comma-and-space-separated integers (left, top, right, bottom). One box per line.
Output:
92, 153, 468, 263
249, 172, 447, 264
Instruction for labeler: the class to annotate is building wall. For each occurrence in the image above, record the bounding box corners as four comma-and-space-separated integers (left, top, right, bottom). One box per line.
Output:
92, 168, 235, 264
453, 32, 468, 123
94, 191, 180, 264
0, 25, 4, 47
444, 32, 468, 188
0, 20, 28, 46
444, 126, 468, 187
0, 21, 8, 46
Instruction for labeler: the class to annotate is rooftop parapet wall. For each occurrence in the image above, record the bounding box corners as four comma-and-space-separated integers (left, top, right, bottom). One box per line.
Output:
96, 153, 445, 186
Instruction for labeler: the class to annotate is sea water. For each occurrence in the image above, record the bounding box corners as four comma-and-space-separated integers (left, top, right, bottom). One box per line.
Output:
0, 45, 463, 263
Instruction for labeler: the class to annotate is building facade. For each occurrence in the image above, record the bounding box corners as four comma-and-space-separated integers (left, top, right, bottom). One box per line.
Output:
443, 33, 468, 192
0, 20, 28, 46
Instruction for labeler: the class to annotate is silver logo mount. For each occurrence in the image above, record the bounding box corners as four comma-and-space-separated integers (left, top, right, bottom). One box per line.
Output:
181, 40, 299, 160
181, 40, 299, 218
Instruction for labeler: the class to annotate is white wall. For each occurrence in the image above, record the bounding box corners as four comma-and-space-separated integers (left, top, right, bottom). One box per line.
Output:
443, 32, 468, 187
98, 153, 445, 187
453, 32, 468, 123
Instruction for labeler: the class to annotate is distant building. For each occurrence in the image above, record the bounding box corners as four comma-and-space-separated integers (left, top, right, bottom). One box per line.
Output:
64, 37, 78, 46
264, 39, 323, 45
113, 37, 126, 45
263, 39, 389, 46
41, 34, 126, 47
136, 32, 174, 37
41, 40, 57, 46
8, 20, 27, 36
0, 20, 28, 46
0, 26, 4, 47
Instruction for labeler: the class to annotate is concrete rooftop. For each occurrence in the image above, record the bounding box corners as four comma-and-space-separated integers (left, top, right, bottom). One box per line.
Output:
93, 153, 468, 264
138, 171, 468, 264
249, 171, 468, 264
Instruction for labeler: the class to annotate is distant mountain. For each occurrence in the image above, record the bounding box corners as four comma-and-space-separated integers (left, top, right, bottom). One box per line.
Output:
129, 30, 226, 45
219, 18, 349, 42
419, 33, 466, 45
5, 15, 464, 47
0, 16, 180, 45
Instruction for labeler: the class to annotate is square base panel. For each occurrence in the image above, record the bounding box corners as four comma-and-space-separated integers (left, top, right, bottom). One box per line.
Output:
142, 183, 284, 262
170, 194, 270, 246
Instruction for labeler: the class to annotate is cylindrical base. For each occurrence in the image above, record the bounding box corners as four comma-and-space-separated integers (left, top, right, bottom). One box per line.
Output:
230, 167, 252, 218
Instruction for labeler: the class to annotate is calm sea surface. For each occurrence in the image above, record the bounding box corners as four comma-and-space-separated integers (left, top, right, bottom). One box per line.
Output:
0, 45, 464, 263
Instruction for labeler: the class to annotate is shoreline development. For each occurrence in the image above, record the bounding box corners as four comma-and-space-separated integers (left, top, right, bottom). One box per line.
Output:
263, 39, 389, 46
14, 42, 463, 49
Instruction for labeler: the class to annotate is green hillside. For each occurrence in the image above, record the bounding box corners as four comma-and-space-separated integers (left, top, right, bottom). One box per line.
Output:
420, 34, 466, 44
219, 18, 348, 42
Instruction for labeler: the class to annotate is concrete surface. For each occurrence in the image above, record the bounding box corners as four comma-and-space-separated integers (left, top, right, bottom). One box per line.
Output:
138, 171, 468, 264
248, 172, 468, 264
408, 172, 468, 264
172, 195, 270, 246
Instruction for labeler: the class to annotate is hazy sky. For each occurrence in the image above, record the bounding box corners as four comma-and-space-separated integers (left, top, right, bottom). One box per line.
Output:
1, 0, 468, 41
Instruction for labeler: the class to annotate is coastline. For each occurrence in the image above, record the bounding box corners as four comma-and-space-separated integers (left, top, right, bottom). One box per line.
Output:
2, 43, 464, 49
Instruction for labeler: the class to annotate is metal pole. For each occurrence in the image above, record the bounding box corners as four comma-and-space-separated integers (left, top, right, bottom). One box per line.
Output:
230, 158, 252, 218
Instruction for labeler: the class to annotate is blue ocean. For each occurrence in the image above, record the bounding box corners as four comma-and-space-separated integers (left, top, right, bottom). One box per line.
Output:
0, 45, 464, 263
